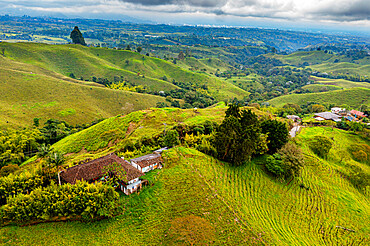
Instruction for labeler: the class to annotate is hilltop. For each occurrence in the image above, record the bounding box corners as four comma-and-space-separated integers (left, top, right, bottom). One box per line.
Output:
0, 55, 167, 128
0, 42, 248, 101
268, 87, 370, 108
1, 107, 369, 245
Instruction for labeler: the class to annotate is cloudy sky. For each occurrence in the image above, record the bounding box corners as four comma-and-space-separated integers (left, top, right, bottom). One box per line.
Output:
1, 0, 369, 32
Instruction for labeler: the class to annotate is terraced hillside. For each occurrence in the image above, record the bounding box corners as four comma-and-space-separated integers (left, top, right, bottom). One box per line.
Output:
1, 108, 368, 245
0, 55, 167, 128
268, 87, 370, 108
0, 42, 249, 100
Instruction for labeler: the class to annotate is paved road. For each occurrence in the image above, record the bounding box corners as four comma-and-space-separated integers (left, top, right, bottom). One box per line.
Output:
290, 125, 301, 138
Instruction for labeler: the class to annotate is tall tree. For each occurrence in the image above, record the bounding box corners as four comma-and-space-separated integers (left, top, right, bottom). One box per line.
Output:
70, 26, 86, 46
213, 104, 261, 165
261, 119, 289, 154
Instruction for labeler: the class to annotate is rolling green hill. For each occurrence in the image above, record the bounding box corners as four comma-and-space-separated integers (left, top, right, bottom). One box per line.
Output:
268, 51, 370, 77
269, 87, 370, 108
0, 55, 167, 128
1, 108, 368, 245
0, 42, 249, 100
311, 76, 370, 89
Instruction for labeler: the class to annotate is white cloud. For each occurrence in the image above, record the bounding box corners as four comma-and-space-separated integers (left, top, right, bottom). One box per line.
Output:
0, 0, 369, 26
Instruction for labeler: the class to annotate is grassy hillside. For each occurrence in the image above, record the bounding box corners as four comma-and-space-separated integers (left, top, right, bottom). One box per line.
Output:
269, 51, 370, 76
1, 111, 369, 245
311, 76, 370, 89
176, 57, 232, 74
269, 87, 370, 108
0, 56, 167, 128
0, 42, 249, 100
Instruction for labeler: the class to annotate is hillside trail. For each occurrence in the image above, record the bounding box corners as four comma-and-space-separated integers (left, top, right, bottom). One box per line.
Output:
289, 123, 301, 138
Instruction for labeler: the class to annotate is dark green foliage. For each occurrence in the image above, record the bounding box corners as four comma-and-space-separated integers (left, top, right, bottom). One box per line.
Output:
0, 181, 119, 224
261, 119, 289, 153
70, 26, 86, 46
265, 142, 304, 179
137, 46, 142, 53
345, 165, 370, 192
213, 104, 261, 165
277, 142, 304, 178
164, 130, 180, 148
308, 136, 332, 158
265, 154, 285, 177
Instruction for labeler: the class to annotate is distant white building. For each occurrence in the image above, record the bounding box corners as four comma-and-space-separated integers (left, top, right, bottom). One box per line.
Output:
331, 107, 346, 114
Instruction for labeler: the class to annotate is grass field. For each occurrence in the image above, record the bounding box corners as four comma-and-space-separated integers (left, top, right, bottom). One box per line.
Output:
0, 56, 167, 128
0, 42, 249, 100
1, 125, 368, 245
311, 76, 370, 89
269, 51, 370, 77
268, 87, 370, 108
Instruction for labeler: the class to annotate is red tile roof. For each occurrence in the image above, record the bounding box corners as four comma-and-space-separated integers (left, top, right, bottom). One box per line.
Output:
350, 110, 365, 118
60, 153, 144, 184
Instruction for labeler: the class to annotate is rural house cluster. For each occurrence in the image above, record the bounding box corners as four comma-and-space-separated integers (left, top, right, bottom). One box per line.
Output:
60, 150, 165, 195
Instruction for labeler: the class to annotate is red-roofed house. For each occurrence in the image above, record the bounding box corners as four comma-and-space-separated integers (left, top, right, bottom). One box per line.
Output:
60, 153, 145, 195
350, 110, 365, 119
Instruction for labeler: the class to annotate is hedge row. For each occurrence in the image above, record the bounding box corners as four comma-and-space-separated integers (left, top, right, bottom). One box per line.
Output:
0, 172, 44, 205
0, 181, 119, 224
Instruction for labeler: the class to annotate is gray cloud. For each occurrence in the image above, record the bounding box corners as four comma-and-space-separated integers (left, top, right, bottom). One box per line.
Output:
0, 0, 369, 25
121, 0, 228, 7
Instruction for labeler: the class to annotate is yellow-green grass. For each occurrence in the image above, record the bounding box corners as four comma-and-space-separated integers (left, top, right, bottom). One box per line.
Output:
0, 148, 259, 245
0, 57, 167, 128
311, 76, 370, 89
176, 57, 232, 74
0, 42, 249, 100
269, 51, 335, 65
227, 74, 264, 91
301, 84, 342, 93
268, 88, 370, 108
310, 62, 370, 77
2, 127, 368, 245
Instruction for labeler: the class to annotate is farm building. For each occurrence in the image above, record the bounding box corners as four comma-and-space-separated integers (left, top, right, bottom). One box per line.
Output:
331, 107, 346, 115
314, 112, 341, 122
350, 110, 366, 119
60, 153, 145, 195
130, 153, 163, 173
286, 115, 301, 122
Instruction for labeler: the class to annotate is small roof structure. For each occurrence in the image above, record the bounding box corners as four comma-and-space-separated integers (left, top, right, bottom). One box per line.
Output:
350, 110, 365, 118
314, 112, 341, 121
130, 153, 162, 169
60, 153, 144, 184
287, 115, 301, 120
153, 147, 169, 154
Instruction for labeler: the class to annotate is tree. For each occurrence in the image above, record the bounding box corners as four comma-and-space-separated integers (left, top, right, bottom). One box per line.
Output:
136, 46, 142, 53
178, 51, 185, 60
70, 26, 86, 46
102, 161, 127, 188
126, 44, 131, 51
1, 48, 5, 56
213, 104, 261, 165
48, 151, 65, 171
309, 136, 332, 158
164, 130, 180, 147
261, 119, 289, 153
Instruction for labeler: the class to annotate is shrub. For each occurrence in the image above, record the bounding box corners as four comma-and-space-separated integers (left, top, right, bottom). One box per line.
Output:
265, 142, 304, 179
0, 172, 45, 205
308, 136, 332, 158
348, 144, 370, 164
164, 130, 180, 147
265, 154, 285, 177
0, 164, 20, 177
0, 181, 119, 224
